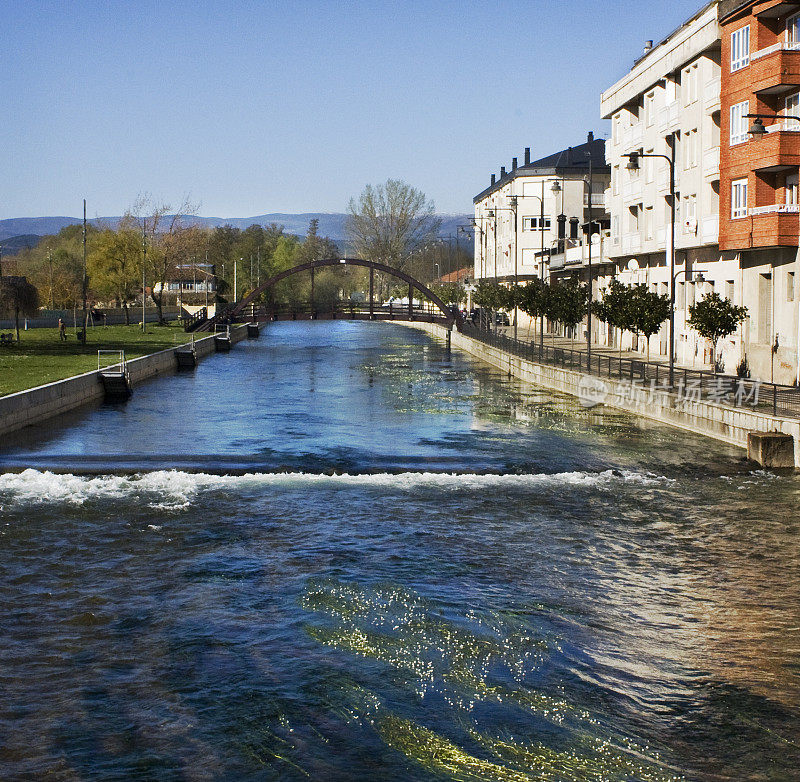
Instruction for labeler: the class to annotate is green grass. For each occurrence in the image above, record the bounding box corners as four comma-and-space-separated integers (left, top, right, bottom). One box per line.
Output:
0, 322, 190, 396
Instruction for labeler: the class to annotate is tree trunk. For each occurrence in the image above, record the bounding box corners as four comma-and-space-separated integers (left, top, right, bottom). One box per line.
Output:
14, 305, 20, 343
123, 302, 130, 325
152, 290, 164, 325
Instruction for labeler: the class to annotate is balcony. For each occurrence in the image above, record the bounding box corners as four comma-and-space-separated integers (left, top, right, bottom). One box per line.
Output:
584, 192, 606, 208
703, 77, 720, 113
701, 216, 718, 244
622, 234, 641, 253
749, 46, 800, 95
658, 101, 680, 134
702, 147, 720, 180
744, 127, 800, 172
749, 203, 800, 215
621, 122, 644, 152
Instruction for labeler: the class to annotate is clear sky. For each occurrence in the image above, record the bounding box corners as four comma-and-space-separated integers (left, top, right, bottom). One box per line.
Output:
2, 0, 708, 219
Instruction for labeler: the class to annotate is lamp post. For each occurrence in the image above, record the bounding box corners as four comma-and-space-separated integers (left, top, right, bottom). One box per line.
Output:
471, 217, 490, 281
624, 146, 677, 386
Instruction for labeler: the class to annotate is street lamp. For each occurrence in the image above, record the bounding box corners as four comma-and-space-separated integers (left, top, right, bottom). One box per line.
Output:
746, 112, 800, 136
624, 145, 677, 386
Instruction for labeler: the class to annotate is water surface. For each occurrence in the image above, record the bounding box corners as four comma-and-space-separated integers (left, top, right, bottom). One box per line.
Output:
1, 321, 798, 781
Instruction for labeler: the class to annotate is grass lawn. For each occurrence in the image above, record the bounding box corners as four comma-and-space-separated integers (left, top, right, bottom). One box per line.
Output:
0, 322, 191, 396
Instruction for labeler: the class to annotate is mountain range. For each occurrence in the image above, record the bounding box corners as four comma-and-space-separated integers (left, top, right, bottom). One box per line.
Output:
0, 212, 474, 253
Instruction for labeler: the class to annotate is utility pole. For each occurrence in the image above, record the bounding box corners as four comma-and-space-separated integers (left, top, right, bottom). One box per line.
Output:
82, 200, 88, 341
141, 222, 147, 333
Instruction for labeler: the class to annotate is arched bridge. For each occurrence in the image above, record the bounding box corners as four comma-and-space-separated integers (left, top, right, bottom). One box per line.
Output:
196, 258, 462, 332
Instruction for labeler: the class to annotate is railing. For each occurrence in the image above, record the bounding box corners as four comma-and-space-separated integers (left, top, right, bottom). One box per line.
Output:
183, 306, 207, 332
751, 40, 800, 61
97, 350, 127, 372
765, 120, 800, 133
750, 203, 800, 216
459, 323, 800, 419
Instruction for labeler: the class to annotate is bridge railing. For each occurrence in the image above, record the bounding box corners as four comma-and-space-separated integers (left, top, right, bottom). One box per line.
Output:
236, 300, 453, 323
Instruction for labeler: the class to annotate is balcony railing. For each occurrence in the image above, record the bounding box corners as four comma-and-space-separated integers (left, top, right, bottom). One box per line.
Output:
751, 40, 800, 61
622, 234, 641, 253
765, 120, 800, 133
750, 203, 800, 216
701, 216, 718, 243
702, 147, 720, 178
658, 101, 680, 133
585, 192, 606, 208
703, 78, 721, 111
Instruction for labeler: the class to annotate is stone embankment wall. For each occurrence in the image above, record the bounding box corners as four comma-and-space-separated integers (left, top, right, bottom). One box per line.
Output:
401, 321, 800, 467
0, 325, 249, 438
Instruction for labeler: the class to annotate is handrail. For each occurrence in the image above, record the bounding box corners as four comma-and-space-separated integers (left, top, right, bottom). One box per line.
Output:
460, 323, 800, 419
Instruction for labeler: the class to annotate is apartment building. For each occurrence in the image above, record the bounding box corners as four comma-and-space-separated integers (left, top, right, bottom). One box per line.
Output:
472, 136, 610, 287
601, 2, 731, 366
720, 0, 800, 384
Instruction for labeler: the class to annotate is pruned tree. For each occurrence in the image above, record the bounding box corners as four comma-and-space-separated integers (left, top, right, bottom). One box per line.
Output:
629, 284, 670, 361
688, 291, 748, 372
549, 280, 588, 342
346, 180, 441, 276
0, 276, 40, 342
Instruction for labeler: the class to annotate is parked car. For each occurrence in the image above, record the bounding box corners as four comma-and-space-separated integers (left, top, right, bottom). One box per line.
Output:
494, 311, 510, 326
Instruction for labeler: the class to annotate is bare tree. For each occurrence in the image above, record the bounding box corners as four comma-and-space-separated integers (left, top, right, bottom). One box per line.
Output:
129, 194, 200, 324
346, 180, 441, 273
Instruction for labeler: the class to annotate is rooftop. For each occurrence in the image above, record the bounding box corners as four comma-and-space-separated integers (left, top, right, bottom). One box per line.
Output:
473, 133, 608, 204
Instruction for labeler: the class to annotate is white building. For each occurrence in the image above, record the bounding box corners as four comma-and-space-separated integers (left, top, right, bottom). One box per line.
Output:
473, 134, 610, 287
600, 1, 731, 367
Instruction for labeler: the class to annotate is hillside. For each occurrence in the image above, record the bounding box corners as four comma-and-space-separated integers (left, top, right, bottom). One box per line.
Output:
0, 213, 473, 251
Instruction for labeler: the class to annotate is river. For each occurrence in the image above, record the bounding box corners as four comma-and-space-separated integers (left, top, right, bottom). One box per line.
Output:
1, 320, 799, 781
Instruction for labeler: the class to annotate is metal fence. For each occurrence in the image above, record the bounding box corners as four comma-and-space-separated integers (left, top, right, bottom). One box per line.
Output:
460, 323, 800, 419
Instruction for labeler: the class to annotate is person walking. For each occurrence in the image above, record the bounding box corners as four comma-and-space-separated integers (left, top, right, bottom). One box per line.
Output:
58, 318, 67, 341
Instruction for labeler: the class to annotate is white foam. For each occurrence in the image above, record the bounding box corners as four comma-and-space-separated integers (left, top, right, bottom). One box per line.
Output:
0, 468, 669, 510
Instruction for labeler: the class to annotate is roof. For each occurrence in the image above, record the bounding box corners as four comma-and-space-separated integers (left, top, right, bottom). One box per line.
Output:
473, 135, 608, 204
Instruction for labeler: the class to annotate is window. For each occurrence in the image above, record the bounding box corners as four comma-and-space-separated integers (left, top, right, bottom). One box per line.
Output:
645, 92, 655, 126
677, 281, 686, 310
732, 178, 748, 218
645, 206, 654, 240
628, 204, 640, 233
613, 113, 622, 143
645, 149, 654, 182
787, 172, 798, 205
730, 101, 749, 145
684, 130, 699, 167
788, 13, 800, 47
726, 280, 735, 301
684, 194, 697, 232
612, 215, 620, 244
683, 64, 698, 105
786, 93, 800, 129
788, 271, 796, 302
522, 216, 551, 231
731, 25, 750, 72
613, 165, 620, 195
673, 130, 681, 170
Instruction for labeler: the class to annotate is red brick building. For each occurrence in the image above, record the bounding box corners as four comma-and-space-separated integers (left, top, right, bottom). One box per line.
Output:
720, 0, 800, 382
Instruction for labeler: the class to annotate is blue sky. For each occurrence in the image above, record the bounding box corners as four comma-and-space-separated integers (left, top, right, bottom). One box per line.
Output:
2, 0, 708, 219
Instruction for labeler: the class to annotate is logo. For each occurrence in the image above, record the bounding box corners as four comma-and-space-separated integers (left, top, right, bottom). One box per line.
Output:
578, 375, 609, 408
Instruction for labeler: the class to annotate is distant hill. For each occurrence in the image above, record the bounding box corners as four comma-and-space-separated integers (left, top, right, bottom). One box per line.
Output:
0, 234, 42, 256
0, 213, 473, 250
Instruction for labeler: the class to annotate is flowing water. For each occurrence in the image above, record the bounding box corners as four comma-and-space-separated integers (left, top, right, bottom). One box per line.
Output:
1, 321, 799, 781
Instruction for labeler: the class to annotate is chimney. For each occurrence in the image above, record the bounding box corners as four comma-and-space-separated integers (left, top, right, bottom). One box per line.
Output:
643, 39, 653, 54
557, 214, 567, 240
587, 131, 594, 143
500, 166, 506, 177
524, 147, 530, 165
491, 174, 496, 185
569, 217, 580, 240
512, 157, 518, 170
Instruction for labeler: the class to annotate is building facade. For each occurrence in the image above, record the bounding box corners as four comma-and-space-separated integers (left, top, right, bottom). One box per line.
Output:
472, 136, 610, 290
601, 1, 729, 367
720, 0, 800, 383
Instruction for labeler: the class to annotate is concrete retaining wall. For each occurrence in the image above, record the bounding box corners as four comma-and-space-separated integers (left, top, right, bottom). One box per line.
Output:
400, 321, 800, 467
0, 324, 249, 437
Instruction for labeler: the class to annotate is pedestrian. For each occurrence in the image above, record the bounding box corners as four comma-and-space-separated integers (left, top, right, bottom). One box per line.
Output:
58, 318, 67, 341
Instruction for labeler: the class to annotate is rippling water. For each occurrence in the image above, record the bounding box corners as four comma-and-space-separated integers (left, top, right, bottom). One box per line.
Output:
1, 321, 799, 781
